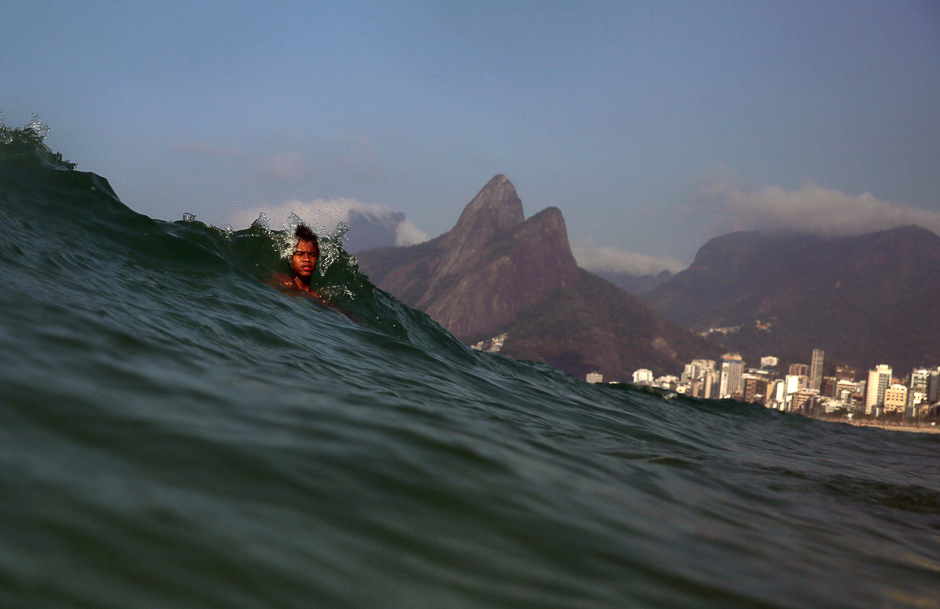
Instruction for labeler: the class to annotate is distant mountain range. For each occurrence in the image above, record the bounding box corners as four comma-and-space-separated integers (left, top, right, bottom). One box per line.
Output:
639, 226, 940, 374
356, 175, 940, 381
356, 175, 716, 380
595, 270, 673, 295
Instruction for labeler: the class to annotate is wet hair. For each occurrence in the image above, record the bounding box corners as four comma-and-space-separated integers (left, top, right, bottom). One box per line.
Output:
294, 223, 319, 257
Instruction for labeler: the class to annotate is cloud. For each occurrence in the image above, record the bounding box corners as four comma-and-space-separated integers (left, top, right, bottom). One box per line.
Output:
571, 238, 687, 276
231, 197, 388, 229
698, 180, 940, 237
227, 198, 429, 251
174, 141, 242, 157
254, 152, 304, 181
394, 219, 430, 247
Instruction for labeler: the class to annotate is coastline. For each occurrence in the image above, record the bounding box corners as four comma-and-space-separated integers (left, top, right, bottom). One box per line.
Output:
842, 420, 940, 434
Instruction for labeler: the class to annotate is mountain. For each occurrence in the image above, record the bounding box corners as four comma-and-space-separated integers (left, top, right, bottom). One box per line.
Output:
640, 226, 940, 374
343, 208, 405, 253
356, 175, 716, 380
496, 269, 715, 381
595, 270, 673, 294
356, 175, 580, 341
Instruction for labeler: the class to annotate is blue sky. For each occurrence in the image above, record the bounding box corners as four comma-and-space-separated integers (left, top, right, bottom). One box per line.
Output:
3, 1, 939, 272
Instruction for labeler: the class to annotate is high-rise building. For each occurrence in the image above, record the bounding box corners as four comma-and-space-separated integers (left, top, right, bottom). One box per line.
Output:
834, 365, 857, 382
703, 369, 718, 399
789, 363, 809, 378
884, 384, 908, 413
820, 376, 838, 398
836, 380, 857, 404
929, 368, 940, 403
865, 365, 892, 414
719, 353, 744, 398
910, 368, 931, 393
908, 368, 932, 412
586, 372, 603, 384
809, 349, 824, 391
743, 376, 769, 404
633, 369, 653, 385
791, 390, 817, 413
769, 379, 786, 409
909, 390, 928, 412
681, 359, 716, 383
784, 375, 802, 395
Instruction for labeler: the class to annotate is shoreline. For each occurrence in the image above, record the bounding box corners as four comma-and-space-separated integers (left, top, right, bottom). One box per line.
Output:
841, 420, 940, 434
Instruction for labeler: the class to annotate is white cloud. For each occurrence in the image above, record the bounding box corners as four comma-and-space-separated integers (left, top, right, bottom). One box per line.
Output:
227, 198, 429, 246
231, 197, 380, 230
699, 181, 940, 237
394, 219, 429, 246
571, 238, 687, 276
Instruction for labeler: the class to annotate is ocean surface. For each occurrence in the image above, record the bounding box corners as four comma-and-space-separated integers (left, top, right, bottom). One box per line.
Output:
2, 122, 939, 609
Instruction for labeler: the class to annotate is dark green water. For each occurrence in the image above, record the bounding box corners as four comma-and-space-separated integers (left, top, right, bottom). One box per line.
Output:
1, 124, 939, 608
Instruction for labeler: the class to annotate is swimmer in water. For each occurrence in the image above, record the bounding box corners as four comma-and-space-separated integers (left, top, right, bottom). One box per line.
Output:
288, 223, 320, 293
270, 223, 348, 317
271, 223, 326, 299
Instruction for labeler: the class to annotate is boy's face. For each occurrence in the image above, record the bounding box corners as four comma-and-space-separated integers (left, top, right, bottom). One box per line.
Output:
291, 239, 318, 279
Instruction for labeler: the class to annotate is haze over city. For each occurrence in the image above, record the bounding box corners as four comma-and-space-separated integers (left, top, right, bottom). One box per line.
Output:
3, 1, 938, 273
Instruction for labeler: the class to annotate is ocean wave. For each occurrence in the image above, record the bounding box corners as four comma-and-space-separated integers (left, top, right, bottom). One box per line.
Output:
1, 124, 939, 609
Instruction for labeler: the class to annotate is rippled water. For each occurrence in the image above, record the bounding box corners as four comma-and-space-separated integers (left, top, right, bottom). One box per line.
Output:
1, 125, 939, 609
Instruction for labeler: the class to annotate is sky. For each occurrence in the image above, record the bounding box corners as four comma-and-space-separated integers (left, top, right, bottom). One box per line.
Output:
3, 1, 939, 274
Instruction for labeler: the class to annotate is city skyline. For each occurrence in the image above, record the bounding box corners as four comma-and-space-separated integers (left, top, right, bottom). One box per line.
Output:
617, 344, 940, 421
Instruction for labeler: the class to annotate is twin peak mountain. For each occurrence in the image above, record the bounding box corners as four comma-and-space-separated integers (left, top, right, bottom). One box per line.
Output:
356, 175, 713, 380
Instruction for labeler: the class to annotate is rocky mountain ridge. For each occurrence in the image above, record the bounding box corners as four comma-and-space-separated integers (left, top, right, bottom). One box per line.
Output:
640, 226, 940, 373
356, 175, 715, 379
